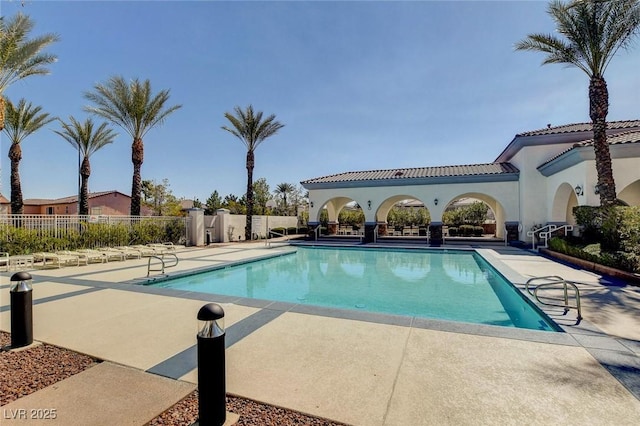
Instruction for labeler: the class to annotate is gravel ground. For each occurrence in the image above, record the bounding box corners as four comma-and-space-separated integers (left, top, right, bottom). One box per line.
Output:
1, 332, 347, 425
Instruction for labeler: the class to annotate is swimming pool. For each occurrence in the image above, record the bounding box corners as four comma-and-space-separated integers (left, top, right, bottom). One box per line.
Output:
151, 246, 558, 331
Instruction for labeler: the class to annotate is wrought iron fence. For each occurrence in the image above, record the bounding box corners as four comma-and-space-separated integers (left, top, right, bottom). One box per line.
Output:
0, 214, 189, 254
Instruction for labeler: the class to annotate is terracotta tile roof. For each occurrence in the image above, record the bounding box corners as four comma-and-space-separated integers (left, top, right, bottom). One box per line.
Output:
302, 163, 519, 185
517, 120, 640, 137
0, 194, 9, 204
24, 190, 127, 205
539, 130, 640, 168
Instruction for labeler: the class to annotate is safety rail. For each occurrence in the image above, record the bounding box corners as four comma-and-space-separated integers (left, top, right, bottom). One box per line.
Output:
526, 224, 557, 250
147, 253, 179, 277
265, 229, 289, 248
525, 275, 582, 323
539, 224, 573, 248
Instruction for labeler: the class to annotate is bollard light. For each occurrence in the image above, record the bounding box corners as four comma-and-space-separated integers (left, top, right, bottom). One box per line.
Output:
197, 303, 226, 426
10, 271, 33, 348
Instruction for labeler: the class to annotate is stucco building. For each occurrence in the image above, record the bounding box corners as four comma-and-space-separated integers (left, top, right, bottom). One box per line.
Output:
302, 120, 640, 244
21, 190, 131, 216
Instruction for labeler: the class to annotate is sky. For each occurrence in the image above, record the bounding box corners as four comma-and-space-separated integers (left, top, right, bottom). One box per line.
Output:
1, 0, 639, 204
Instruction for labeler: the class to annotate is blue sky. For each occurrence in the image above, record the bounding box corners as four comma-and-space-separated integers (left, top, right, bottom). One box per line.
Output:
1, 0, 639, 203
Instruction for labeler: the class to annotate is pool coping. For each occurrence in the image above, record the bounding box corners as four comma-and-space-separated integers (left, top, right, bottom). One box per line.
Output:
6, 242, 638, 401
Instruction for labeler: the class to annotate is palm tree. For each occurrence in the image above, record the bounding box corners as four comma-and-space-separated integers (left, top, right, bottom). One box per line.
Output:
53, 117, 117, 215
275, 182, 295, 215
3, 98, 55, 214
516, 0, 640, 206
0, 13, 59, 131
84, 76, 181, 215
222, 105, 284, 240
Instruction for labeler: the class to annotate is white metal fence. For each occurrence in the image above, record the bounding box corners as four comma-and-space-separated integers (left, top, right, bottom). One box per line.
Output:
0, 214, 189, 253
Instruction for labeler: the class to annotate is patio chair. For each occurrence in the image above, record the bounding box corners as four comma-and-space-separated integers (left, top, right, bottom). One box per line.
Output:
33, 252, 82, 269
74, 249, 107, 264
56, 251, 89, 266
114, 246, 143, 259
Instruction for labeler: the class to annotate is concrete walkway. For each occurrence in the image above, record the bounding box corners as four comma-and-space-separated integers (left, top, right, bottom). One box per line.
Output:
1, 242, 639, 425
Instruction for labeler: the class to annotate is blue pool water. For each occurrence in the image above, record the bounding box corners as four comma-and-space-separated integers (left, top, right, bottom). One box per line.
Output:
152, 246, 557, 331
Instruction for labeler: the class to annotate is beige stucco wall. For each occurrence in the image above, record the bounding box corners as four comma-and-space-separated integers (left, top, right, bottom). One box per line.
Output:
309, 180, 519, 239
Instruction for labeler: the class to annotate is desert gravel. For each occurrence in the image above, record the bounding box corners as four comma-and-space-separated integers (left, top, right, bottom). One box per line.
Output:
1, 332, 347, 425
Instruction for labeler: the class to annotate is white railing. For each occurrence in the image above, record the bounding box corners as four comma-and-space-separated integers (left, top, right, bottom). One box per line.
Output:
0, 214, 189, 252
526, 224, 573, 250
526, 224, 557, 250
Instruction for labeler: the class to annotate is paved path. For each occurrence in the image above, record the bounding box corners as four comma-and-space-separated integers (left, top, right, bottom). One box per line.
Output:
1, 242, 639, 425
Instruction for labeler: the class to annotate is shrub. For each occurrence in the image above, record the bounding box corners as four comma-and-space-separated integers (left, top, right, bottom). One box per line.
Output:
459, 225, 474, 236
473, 226, 484, 236
448, 227, 458, 237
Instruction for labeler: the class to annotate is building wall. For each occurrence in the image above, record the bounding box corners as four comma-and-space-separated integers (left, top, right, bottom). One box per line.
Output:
308, 180, 519, 239
21, 192, 131, 216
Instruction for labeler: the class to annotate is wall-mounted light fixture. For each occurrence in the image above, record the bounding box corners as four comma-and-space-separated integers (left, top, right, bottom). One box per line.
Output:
310, 201, 314, 208
434, 198, 439, 206
367, 200, 372, 210
594, 185, 600, 195
574, 185, 583, 196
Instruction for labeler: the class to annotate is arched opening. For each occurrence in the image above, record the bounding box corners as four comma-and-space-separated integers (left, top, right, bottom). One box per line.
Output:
618, 180, 640, 206
313, 197, 364, 235
551, 183, 578, 225
376, 195, 431, 238
441, 194, 503, 239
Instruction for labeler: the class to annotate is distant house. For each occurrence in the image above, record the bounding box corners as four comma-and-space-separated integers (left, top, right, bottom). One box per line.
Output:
22, 190, 131, 216
0, 194, 9, 214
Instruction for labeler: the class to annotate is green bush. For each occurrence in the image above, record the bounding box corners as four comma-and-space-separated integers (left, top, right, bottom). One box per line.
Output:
459, 225, 474, 236
0, 219, 186, 255
448, 227, 458, 237
473, 226, 484, 236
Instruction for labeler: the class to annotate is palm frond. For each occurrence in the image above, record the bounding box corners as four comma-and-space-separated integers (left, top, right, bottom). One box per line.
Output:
2, 98, 55, 144
53, 116, 117, 157
516, 0, 640, 77
84, 75, 181, 139
0, 13, 59, 92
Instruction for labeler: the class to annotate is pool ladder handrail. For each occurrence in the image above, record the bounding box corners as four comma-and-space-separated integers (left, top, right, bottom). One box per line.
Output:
147, 252, 179, 277
265, 228, 289, 247
525, 275, 582, 323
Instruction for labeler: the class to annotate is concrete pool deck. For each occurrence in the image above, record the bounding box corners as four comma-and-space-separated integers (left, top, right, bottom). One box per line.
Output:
1, 242, 640, 425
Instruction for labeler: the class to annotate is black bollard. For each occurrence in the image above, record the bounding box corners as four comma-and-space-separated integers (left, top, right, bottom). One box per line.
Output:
197, 303, 226, 426
10, 272, 33, 348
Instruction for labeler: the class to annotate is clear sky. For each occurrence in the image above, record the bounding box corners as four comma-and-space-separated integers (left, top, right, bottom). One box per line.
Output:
1, 0, 639, 203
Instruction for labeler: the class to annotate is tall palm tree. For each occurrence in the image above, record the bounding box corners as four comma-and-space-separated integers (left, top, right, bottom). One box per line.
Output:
84, 76, 181, 216
516, 0, 640, 206
0, 13, 58, 131
222, 105, 284, 240
275, 182, 295, 215
53, 117, 117, 215
3, 98, 55, 214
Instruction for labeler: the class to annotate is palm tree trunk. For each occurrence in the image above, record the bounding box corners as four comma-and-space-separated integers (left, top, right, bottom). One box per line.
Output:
589, 76, 616, 206
131, 138, 144, 216
80, 156, 91, 216
245, 149, 255, 240
8, 143, 23, 214
0, 96, 5, 132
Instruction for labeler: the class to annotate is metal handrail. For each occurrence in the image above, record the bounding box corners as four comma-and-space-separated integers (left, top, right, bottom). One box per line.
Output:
525, 275, 582, 323
526, 224, 557, 249
266, 229, 289, 247
147, 252, 179, 277
538, 224, 573, 249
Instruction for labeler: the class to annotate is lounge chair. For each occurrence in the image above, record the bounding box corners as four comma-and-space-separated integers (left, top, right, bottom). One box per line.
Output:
33, 252, 82, 269
0, 252, 8, 271
99, 248, 127, 262
56, 251, 89, 266
75, 249, 107, 264
128, 245, 161, 257
114, 246, 143, 259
